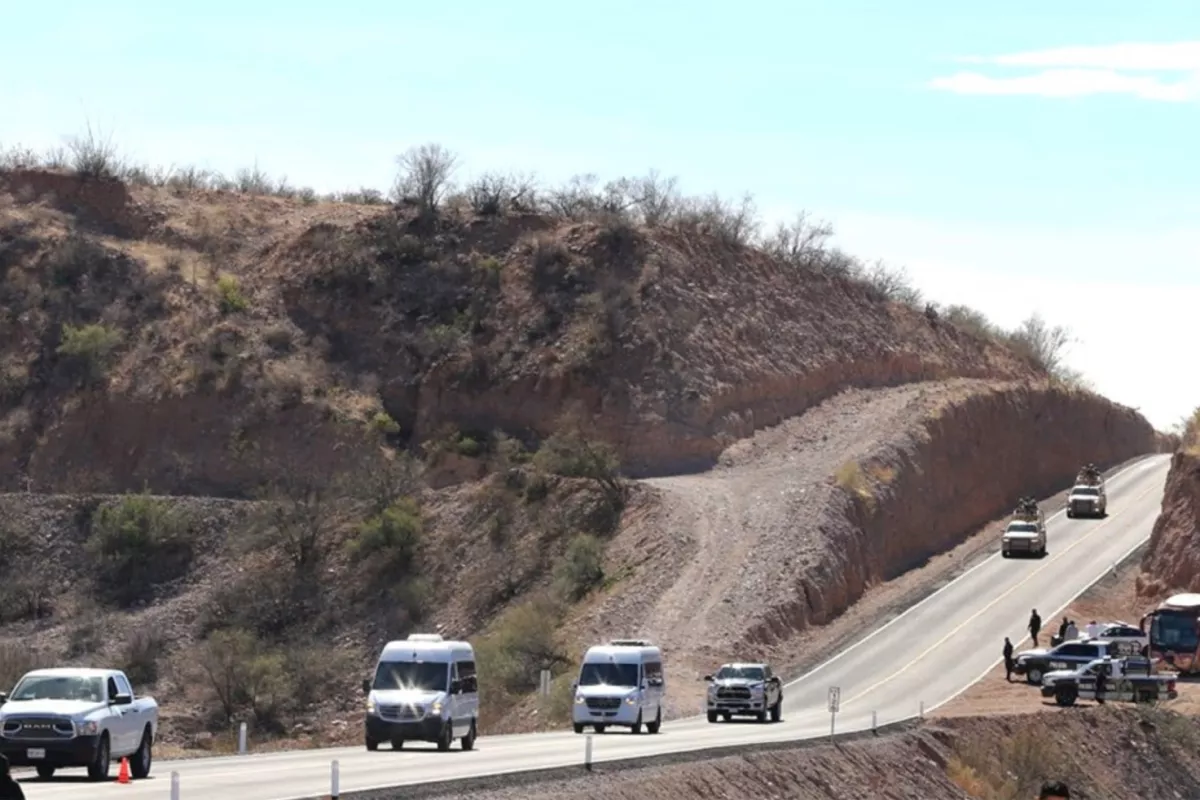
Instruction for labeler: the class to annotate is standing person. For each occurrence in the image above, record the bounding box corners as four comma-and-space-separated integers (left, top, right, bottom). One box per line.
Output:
0, 754, 25, 800
1003, 637, 1015, 682
1064, 620, 1079, 641
1086, 620, 1100, 639
1094, 659, 1108, 705
1056, 616, 1069, 646
1039, 780, 1070, 799
1029, 609, 1043, 647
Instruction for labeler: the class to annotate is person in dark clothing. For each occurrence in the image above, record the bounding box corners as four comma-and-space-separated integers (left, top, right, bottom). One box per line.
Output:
0, 754, 26, 799
1029, 609, 1042, 647
1038, 780, 1070, 799
1094, 660, 1107, 705
1003, 637, 1015, 682
1054, 616, 1069, 647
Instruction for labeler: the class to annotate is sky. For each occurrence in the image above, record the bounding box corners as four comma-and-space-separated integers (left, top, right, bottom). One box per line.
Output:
1, 1, 1198, 430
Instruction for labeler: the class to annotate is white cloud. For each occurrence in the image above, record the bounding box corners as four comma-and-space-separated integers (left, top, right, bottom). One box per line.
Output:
932, 41, 1200, 101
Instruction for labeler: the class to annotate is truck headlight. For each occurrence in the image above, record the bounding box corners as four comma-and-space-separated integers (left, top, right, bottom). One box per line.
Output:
366, 697, 376, 713
75, 720, 99, 736
575, 695, 586, 705
624, 696, 637, 705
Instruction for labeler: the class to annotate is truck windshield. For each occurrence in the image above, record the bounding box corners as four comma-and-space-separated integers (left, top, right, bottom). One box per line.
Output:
578, 662, 640, 687
715, 666, 764, 681
1150, 611, 1199, 653
1008, 522, 1038, 533
9, 676, 104, 702
1073, 487, 1099, 496
371, 661, 448, 692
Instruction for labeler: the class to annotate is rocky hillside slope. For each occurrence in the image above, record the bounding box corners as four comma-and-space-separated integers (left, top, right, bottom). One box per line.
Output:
1139, 410, 1200, 598
428, 707, 1200, 800
0, 150, 1160, 751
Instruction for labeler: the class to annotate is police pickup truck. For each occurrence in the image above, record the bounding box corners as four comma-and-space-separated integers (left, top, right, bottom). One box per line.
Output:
1039, 656, 1177, 706
1014, 639, 1121, 685
704, 662, 783, 723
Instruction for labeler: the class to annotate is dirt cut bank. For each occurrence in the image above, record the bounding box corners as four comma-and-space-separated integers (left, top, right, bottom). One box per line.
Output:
1140, 444, 1200, 599
395, 707, 1200, 800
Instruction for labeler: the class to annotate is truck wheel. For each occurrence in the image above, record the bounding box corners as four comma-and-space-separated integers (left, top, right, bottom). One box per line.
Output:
365, 736, 379, 751
1002, 549, 1010, 558
707, 711, 719, 723
86, 733, 111, 781
390, 738, 405, 750
35, 765, 55, 780
1026, 668, 1043, 685
770, 697, 782, 722
1055, 686, 1077, 706
1067, 510, 1075, 519
646, 707, 662, 734
131, 725, 153, 779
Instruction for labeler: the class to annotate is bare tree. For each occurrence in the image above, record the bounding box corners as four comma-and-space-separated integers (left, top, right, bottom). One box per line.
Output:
249, 461, 347, 574
763, 211, 834, 267
466, 171, 539, 216
1006, 313, 1077, 379
546, 174, 604, 219
392, 143, 458, 214
676, 192, 760, 247
628, 169, 681, 227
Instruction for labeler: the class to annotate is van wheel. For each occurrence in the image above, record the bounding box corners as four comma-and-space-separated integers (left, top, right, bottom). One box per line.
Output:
436, 722, 452, 752
646, 707, 662, 734
365, 736, 379, 751
390, 738, 404, 750
1002, 549, 1010, 558
461, 720, 476, 751
573, 723, 585, 733
36, 765, 55, 780
594, 724, 607, 733
630, 711, 643, 734
707, 711, 718, 723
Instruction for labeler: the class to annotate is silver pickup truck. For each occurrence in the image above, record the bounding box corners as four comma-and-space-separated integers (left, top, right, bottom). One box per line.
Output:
1040, 656, 1177, 707
0, 667, 158, 781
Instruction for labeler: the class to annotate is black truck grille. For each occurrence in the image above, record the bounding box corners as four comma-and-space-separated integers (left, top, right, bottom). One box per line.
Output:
585, 697, 621, 710
2, 717, 75, 739
717, 687, 752, 700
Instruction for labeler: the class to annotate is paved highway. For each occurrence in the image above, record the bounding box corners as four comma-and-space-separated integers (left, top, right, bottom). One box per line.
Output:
23, 454, 1171, 799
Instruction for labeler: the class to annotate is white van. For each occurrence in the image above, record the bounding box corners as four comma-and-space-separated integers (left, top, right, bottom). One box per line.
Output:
570, 639, 665, 734
361, 633, 479, 751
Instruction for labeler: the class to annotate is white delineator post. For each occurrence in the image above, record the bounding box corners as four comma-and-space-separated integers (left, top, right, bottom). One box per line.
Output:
584, 734, 594, 771
827, 686, 840, 742
872, 710, 877, 734
539, 669, 551, 696
238, 722, 247, 754
331, 759, 340, 799
170, 771, 180, 800
919, 700, 924, 719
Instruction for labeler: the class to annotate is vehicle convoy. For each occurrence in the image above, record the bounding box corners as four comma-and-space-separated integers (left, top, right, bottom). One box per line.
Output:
703, 662, 783, 723
1002, 497, 1046, 558
0, 667, 158, 781
362, 633, 479, 752
1014, 639, 1121, 684
1142, 593, 1200, 673
571, 640, 664, 734
1066, 464, 1107, 518
1039, 655, 1177, 706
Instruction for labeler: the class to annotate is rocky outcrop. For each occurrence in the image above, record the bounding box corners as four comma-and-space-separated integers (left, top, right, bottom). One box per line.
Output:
1139, 449, 1200, 598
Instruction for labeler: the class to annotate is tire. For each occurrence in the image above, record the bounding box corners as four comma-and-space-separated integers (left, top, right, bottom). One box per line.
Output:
630, 711, 643, 734
1026, 667, 1043, 685
707, 711, 719, 723
87, 732, 111, 781
1067, 511, 1075, 519
461, 720, 476, 751
36, 764, 55, 780
573, 723, 585, 733
770, 697, 782, 722
436, 722, 452, 752
365, 736, 379, 751
1055, 686, 1077, 707
756, 708, 768, 723
594, 724, 607, 733
131, 726, 153, 779
646, 707, 662, 734
390, 738, 405, 750
1002, 549, 1011, 558
722, 711, 731, 722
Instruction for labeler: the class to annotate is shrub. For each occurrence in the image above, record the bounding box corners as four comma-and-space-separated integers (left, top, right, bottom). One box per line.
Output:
348, 498, 422, 575
554, 534, 605, 601
194, 628, 287, 727
57, 323, 122, 383
0, 642, 52, 694
475, 596, 569, 696
122, 629, 166, 687
392, 143, 457, 215
216, 274, 249, 313
86, 494, 195, 608
532, 430, 627, 509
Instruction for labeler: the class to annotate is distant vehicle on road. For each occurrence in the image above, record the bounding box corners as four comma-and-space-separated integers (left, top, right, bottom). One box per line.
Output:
362, 633, 479, 752
1142, 593, 1200, 673
704, 662, 783, 723
0, 667, 158, 781
571, 640, 664, 734
1002, 498, 1046, 558
1066, 465, 1107, 518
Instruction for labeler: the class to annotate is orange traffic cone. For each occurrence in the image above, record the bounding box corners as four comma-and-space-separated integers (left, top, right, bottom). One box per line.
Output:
117, 756, 131, 784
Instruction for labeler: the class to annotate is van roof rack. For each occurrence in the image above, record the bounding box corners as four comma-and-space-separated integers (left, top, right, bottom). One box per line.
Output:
608, 639, 653, 647
406, 633, 445, 642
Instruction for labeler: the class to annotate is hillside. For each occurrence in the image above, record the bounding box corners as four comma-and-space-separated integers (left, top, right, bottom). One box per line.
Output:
0, 141, 1159, 752
1139, 409, 1200, 598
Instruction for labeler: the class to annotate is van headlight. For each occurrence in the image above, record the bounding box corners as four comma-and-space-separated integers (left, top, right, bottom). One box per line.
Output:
75, 720, 99, 736
575, 695, 586, 705
366, 696, 376, 713
431, 701, 444, 716
624, 695, 637, 705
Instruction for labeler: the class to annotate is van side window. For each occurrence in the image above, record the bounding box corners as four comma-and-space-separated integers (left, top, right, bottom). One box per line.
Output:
644, 661, 663, 683
457, 659, 478, 693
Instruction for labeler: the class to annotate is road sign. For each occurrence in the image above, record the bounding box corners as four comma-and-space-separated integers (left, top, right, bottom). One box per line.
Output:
827, 686, 840, 714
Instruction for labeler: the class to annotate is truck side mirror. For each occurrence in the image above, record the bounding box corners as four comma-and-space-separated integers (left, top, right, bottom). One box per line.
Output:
112, 693, 132, 706
361, 679, 371, 695
702, 675, 713, 682
0, 692, 7, 703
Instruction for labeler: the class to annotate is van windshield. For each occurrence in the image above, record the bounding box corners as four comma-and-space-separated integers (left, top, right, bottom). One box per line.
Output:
578, 662, 639, 688
372, 661, 448, 692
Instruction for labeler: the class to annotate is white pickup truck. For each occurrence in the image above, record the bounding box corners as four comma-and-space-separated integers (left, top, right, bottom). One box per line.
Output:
1039, 656, 1177, 707
0, 667, 158, 781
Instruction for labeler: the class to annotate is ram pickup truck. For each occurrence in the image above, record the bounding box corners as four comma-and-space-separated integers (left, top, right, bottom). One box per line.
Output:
1040, 656, 1177, 707
0, 667, 158, 781
704, 662, 782, 723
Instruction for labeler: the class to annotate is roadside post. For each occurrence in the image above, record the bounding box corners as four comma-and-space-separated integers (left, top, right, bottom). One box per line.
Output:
170, 771, 180, 800
238, 721, 247, 754
539, 669, 551, 696
827, 686, 840, 742
584, 733, 594, 771
330, 759, 340, 799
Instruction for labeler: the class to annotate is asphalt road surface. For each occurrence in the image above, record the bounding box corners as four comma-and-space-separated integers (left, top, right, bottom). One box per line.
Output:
20, 454, 1172, 799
